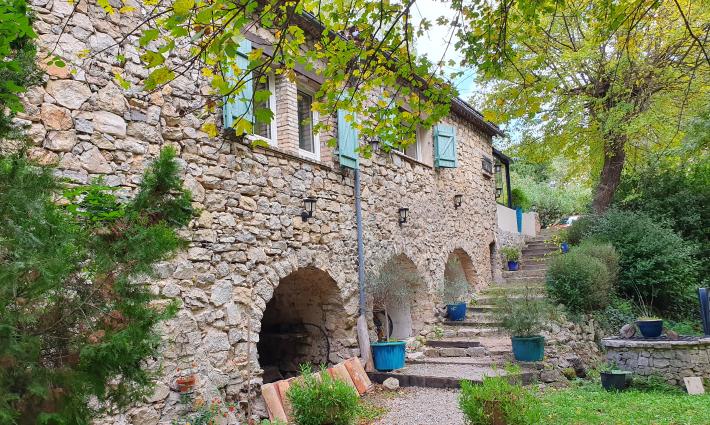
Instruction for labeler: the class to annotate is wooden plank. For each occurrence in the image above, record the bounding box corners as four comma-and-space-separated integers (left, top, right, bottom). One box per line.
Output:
344, 357, 373, 395
330, 363, 357, 390
261, 383, 288, 423
276, 379, 293, 421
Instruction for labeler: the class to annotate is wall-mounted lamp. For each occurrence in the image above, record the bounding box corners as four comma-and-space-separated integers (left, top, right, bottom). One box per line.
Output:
368, 138, 381, 154
454, 194, 463, 209
398, 207, 409, 226
496, 187, 503, 198
494, 162, 502, 174
301, 197, 317, 222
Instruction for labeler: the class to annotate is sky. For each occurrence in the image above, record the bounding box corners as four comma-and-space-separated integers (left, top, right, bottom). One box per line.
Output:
411, 0, 478, 100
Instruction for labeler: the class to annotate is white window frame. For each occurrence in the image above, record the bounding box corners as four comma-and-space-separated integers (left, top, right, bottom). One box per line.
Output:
247, 73, 278, 147
296, 86, 320, 161
396, 128, 421, 161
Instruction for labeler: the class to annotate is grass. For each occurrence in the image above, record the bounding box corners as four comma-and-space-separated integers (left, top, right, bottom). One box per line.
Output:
538, 381, 710, 425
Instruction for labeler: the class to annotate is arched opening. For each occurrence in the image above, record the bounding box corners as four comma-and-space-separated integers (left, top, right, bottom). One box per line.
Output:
258, 267, 349, 383
369, 255, 429, 341
442, 248, 477, 304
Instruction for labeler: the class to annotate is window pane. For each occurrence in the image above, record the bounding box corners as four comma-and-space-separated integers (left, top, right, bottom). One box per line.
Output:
297, 90, 314, 152
254, 78, 271, 139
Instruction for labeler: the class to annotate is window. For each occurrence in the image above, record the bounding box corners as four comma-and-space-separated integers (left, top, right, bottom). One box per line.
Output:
297, 89, 320, 160
252, 74, 277, 145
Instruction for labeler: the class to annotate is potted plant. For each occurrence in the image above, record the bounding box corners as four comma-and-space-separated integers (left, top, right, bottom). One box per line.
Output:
501, 246, 521, 271
496, 289, 548, 362
552, 230, 569, 253
366, 263, 418, 371
440, 258, 470, 322
599, 361, 632, 391
635, 292, 663, 338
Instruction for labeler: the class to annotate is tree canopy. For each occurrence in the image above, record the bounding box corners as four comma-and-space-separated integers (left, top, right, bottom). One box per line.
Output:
474, 0, 709, 211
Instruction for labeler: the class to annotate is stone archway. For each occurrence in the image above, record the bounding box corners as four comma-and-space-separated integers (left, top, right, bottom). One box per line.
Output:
257, 267, 350, 383
371, 254, 430, 340
444, 248, 477, 287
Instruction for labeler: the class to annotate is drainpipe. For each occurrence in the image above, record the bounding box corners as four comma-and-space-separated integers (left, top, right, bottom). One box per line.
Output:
354, 169, 374, 371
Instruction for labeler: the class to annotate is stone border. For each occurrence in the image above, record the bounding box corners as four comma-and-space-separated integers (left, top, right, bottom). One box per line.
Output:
602, 337, 710, 349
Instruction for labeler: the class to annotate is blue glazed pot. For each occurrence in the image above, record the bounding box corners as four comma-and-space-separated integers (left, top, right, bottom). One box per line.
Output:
637, 320, 663, 338
560, 242, 569, 253
446, 303, 467, 321
508, 261, 519, 271
371, 341, 406, 371
511, 336, 545, 362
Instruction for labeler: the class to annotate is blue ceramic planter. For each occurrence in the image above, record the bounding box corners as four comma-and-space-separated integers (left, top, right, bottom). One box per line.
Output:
371, 341, 406, 371
508, 261, 519, 271
511, 336, 545, 362
446, 303, 467, 321
637, 320, 663, 338
560, 242, 569, 253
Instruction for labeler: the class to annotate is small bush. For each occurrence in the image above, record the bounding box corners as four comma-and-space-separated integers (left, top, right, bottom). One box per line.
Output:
546, 252, 611, 313
566, 215, 597, 245
574, 241, 619, 286
587, 210, 698, 317
287, 365, 360, 425
459, 373, 542, 425
501, 245, 521, 262
592, 296, 636, 335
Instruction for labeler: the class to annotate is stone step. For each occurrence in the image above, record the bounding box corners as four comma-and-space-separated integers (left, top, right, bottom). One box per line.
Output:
422, 345, 487, 358
525, 242, 558, 250
444, 319, 502, 328
368, 364, 534, 389
502, 269, 545, 278
499, 276, 546, 285
475, 293, 546, 305
521, 251, 557, 259
443, 327, 503, 338
446, 312, 500, 323
425, 339, 481, 348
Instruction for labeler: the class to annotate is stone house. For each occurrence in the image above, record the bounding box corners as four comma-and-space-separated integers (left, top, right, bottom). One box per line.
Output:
21, 1, 504, 422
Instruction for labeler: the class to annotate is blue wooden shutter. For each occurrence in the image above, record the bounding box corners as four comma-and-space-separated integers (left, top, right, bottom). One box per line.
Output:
338, 109, 359, 169
223, 39, 253, 131
434, 124, 457, 168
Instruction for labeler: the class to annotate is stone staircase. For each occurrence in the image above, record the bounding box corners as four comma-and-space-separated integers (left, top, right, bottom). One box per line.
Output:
369, 231, 559, 388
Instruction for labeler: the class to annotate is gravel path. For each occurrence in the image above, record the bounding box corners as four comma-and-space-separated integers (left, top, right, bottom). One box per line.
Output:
371, 387, 465, 425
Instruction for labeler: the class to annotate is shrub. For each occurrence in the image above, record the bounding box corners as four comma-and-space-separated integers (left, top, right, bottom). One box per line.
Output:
592, 296, 636, 335
574, 241, 619, 286
587, 210, 698, 317
0, 148, 193, 423
546, 252, 611, 313
459, 373, 542, 425
287, 365, 360, 425
566, 215, 598, 245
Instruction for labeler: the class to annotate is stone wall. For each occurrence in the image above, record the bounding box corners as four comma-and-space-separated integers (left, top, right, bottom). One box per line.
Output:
22, 0, 502, 422
603, 337, 710, 386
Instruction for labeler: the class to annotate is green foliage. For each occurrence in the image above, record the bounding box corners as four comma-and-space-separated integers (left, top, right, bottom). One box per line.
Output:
615, 160, 709, 282
286, 365, 360, 425
546, 252, 611, 313
574, 241, 619, 287
592, 297, 635, 335
459, 373, 542, 425
587, 210, 698, 317
171, 396, 238, 425
496, 290, 550, 337
0, 0, 41, 139
538, 381, 710, 424
508, 169, 591, 227
500, 246, 521, 262
367, 258, 419, 340
0, 148, 194, 424
630, 375, 684, 394
565, 216, 598, 246
510, 188, 530, 210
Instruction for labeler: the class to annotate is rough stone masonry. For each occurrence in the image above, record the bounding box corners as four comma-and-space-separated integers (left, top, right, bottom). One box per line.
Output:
21, 0, 504, 422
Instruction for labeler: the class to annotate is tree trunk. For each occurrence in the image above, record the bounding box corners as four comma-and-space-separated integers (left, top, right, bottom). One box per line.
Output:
592, 134, 627, 213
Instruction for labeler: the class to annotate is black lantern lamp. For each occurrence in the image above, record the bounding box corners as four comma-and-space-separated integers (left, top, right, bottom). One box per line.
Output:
454, 194, 463, 209
494, 162, 502, 174
368, 138, 381, 154
301, 197, 316, 222
398, 207, 409, 226
496, 187, 503, 198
